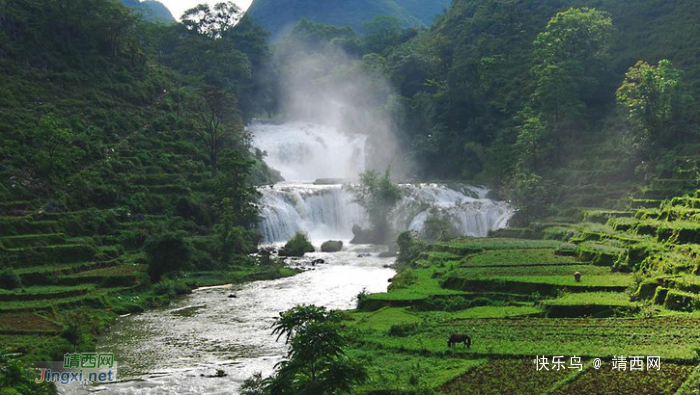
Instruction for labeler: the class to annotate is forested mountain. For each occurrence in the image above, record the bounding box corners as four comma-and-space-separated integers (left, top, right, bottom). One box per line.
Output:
121, 0, 175, 23
358, 0, 700, 222
246, 0, 450, 40
0, 0, 278, 249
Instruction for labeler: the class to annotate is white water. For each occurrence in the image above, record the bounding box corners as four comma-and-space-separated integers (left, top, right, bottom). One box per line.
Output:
252, 121, 514, 242
251, 122, 366, 182
258, 183, 366, 242
258, 182, 513, 242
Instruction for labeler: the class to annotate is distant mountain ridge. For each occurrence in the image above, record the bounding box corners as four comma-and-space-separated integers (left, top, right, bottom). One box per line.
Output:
120, 0, 175, 23
246, 0, 451, 40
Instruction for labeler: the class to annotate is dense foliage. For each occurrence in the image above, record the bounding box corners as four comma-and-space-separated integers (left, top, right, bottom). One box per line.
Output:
279, 232, 315, 257
0, 0, 279, 226
263, 305, 368, 395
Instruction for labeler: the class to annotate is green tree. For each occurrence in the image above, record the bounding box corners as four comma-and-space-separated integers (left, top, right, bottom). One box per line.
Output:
362, 16, 401, 54
533, 8, 614, 74
213, 150, 261, 228
214, 198, 260, 264
33, 115, 85, 192
181, 2, 242, 38
531, 7, 614, 131
503, 169, 551, 226
194, 87, 245, 177
514, 110, 549, 173
616, 59, 686, 150
265, 305, 367, 395
144, 232, 193, 282
349, 168, 403, 244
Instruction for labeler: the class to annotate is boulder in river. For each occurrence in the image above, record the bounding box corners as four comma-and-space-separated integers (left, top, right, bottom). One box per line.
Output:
321, 240, 343, 252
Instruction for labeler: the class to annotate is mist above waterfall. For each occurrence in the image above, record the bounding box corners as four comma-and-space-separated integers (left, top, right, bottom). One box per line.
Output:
251, 122, 366, 182
272, 35, 407, 176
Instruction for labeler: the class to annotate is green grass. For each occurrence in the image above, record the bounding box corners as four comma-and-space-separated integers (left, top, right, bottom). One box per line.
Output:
0, 284, 95, 296
348, 346, 487, 393
64, 264, 143, 278
541, 292, 636, 307
349, 307, 422, 332
355, 317, 700, 361
0, 233, 66, 248
459, 248, 581, 267
539, 292, 640, 317
5, 243, 98, 266
12, 261, 107, 275
0, 312, 60, 334
445, 305, 544, 319
444, 265, 632, 292
0, 294, 103, 312
434, 238, 562, 255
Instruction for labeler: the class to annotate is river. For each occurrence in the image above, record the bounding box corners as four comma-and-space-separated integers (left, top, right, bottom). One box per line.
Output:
62, 244, 394, 394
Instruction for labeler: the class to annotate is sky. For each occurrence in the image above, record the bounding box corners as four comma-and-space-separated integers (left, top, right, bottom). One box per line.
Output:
157, 0, 253, 21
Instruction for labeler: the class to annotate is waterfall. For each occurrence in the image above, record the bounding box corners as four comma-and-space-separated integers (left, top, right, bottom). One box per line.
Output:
257, 182, 513, 242
250, 122, 515, 242
251, 122, 366, 182
393, 184, 513, 238
258, 183, 366, 243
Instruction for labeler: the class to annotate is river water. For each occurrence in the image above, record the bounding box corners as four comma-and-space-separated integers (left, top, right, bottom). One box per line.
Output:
60, 121, 512, 394
62, 244, 394, 394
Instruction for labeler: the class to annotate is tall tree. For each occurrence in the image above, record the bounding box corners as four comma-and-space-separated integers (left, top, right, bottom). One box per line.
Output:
531, 7, 614, 128
617, 59, 686, 150
193, 87, 244, 178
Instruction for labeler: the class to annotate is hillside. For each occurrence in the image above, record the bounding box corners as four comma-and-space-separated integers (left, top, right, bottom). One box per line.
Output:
246, 0, 450, 40
121, 0, 175, 23
0, 0, 282, 378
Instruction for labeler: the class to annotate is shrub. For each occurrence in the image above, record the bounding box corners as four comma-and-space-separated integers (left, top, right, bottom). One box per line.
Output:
388, 268, 417, 290
174, 196, 208, 226
663, 289, 700, 312
144, 232, 193, 282
279, 232, 314, 257
0, 350, 55, 394
388, 323, 419, 337
0, 269, 21, 289
321, 240, 343, 252
151, 280, 192, 298
396, 230, 425, 265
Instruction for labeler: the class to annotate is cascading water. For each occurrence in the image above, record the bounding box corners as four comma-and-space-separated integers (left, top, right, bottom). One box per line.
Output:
251, 122, 515, 242
251, 122, 366, 182
257, 183, 366, 242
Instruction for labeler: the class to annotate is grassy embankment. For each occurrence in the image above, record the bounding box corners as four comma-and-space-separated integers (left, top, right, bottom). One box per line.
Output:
0, 204, 295, 363
343, 190, 700, 394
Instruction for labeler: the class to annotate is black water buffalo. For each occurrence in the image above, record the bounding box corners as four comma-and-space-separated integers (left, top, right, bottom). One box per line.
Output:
448, 333, 471, 348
